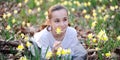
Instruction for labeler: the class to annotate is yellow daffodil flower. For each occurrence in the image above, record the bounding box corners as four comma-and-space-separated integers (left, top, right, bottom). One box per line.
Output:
95, 47, 100, 51
17, 44, 24, 51
18, 3, 22, 7
19, 56, 28, 60
26, 41, 32, 47
22, 21, 25, 26
117, 36, 120, 41
46, 51, 52, 59
87, 2, 91, 6
28, 9, 32, 14
93, 12, 97, 17
71, 8, 75, 12
56, 27, 62, 34
88, 33, 93, 39
24, 36, 29, 41
61, 49, 67, 55
110, 6, 115, 11
7, 12, 11, 17
36, 1, 40, 6
66, 48, 71, 54
21, 33, 25, 38
115, 5, 118, 9
92, 38, 97, 43
56, 47, 62, 56
44, 11, 48, 16
91, 21, 97, 29
14, 10, 18, 14
85, 14, 90, 19
3, 13, 6, 19
102, 34, 108, 41
37, 7, 41, 12
24, 0, 28, 4
105, 52, 111, 57
6, 25, 11, 31
84, 2, 87, 7
12, 18, 16, 24
82, 9, 87, 14
27, 23, 30, 27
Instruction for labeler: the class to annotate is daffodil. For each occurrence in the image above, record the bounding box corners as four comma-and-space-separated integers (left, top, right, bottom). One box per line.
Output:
14, 10, 18, 14
91, 21, 97, 29
56, 27, 62, 34
12, 18, 16, 24
22, 21, 25, 26
110, 6, 115, 11
3, 13, 6, 19
93, 12, 97, 17
17, 44, 24, 51
115, 5, 118, 9
37, 7, 41, 12
6, 25, 11, 30
24, 0, 28, 3
28, 9, 32, 14
19, 56, 28, 60
105, 52, 111, 57
87, 2, 91, 6
46, 51, 52, 59
24, 36, 29, 41
7, 12, 11, 17
82, 9, 87, 14
95, 47, 100, 51
56, 47, 62, 56
97, 30, 108, 41
44, 11, 48, 16
97, 30, 105, 39
63, 1, 68, 5
85, 14, 90, 19
88, 33, 93, 39
18, 3, 22, 7
71, 8, 75, 12
84, 2, 87, 7
110, 0, 112, 2
36, 1, 40, 6
117, 36, 120, 40
66, 48, 71, 54
102, 34, 108, 41
61, 49, 67, 55
27, 23, 30, 27
26, 41, 32, 47
92, 38, 97, 43
20, 33, 25, 38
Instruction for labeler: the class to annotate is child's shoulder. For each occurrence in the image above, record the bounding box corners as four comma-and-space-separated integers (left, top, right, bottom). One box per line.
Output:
67, 27, 77, 35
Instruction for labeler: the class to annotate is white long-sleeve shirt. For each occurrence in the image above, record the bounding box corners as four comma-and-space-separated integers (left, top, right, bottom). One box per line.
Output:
33, 27, 87, 60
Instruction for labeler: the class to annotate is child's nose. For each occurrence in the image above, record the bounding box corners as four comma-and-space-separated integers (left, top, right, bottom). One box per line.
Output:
60, 22, 65, 27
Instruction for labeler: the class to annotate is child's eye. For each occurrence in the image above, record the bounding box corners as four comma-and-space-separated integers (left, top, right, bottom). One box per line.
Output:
55, 19, 60, 23
63, 17, 67, 21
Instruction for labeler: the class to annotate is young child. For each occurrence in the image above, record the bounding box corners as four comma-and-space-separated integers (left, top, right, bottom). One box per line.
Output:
33, 4, 87, 60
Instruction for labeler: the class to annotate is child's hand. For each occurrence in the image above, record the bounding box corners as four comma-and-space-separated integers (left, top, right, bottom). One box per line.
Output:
52, 41, 62, 53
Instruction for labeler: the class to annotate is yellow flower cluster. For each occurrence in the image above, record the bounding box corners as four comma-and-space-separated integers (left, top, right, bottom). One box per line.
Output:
97, 30, 108, 41
45, 47, 71, 59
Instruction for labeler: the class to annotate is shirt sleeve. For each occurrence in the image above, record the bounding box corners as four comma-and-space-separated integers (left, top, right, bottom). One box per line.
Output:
70, 30, 87, 60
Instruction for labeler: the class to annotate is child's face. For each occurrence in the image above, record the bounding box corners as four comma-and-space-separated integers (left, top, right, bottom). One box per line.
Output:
50, 9, 68, 34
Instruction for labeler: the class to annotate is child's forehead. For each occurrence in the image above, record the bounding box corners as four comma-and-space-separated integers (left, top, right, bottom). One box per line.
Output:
51, 9, 68, 18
